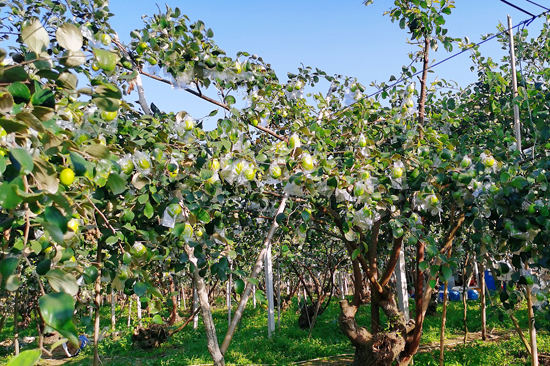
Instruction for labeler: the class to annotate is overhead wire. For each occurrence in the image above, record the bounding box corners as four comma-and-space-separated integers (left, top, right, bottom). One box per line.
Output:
326, 7, 550, 121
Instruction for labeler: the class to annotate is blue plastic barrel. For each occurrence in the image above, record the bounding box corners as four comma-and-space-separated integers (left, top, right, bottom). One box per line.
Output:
468, 289, 479, 300
449, 291, 461, 302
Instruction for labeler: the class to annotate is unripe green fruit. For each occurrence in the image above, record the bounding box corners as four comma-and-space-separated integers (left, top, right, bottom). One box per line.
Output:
461, 156, 471, 168
391, 167, 403, 178
244, 168, 255, 181
184, 118, 195, 131
302, 154, 314, 170
270, 166, 282, 179
167, 203, 182, 217
101, 110, 117, 121
430, 195, 439, 205
121, 160, 134, 174
484, 156, 495, 167
288, 134, 300, 149
210, 159, 220, 171
101, 34, 112, 46
358, 135, 367, 148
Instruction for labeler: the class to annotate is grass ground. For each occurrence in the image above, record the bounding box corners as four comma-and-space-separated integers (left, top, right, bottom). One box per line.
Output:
0, 294, 547, 365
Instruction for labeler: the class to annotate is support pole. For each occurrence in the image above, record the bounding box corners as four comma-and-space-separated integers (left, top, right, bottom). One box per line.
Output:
265, 240, 276, 337
277, 257, 281, 329
395, 248, 410, 322
193, 282, 199, 330
227, 260, 232, 326
508, 15, 522, 153
525, 264, 539, 366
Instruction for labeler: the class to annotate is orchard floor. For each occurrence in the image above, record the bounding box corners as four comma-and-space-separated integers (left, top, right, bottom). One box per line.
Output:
2, 297, 550, 366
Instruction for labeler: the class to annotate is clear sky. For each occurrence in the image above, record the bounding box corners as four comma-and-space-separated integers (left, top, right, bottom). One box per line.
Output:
106, 0, 549, 130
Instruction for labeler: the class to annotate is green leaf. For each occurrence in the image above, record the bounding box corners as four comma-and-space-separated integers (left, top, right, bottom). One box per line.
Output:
83, 266, 98, 284
56, 71, 78, 90
134, 282, 149, 297
16, 112, 44, 133
69, 151, 93, 177
500, 172, 510, 183
200, 169, 213, 180
93, 48, 117, 72
0, 257, 19, 282
419, 261, 429, 272
22, 20, 50, 53
31, 88, 55, 108
45, 269, 79, 296
9, 148, 34, 175
0, 118, 27, 133
45, 206, 68, 233
429, 279, 437, 289
36, 259, 51, 276
351, 248, 360, 260
1, 66, 28, 82
0, 178, 24, 209
92, 97, 120, 112
196, 208, 211, 223
39, 292, 78, 346
152, 314, 164, 324
144, 201, 154, 219
61, 50, 86, 67
84, 144, 111, 159
107, 173, 126, 195
56, 23, 83, 52
301, 210, 311, 223
33, 157, 58, 194
42, 222, 64, 244
441, 265, 452, 281
7, 82, 31, 103
6, 349, 41, 366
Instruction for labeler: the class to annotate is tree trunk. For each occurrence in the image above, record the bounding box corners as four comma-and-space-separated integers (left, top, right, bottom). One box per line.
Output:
169, 275, 177, 325
339, 299, 415, 366
511, 313, 531, 354
439, 281, 449, 366
185, 242, 225, 366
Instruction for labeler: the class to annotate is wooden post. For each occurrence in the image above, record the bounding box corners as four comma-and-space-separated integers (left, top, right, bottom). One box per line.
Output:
395, 249, 410, 322
111, 288, 116, 331
136, 294, 142, 327
265, 241, 275, 337
480, 261, 487, 341
253, 285, 257, 308
193, 282, 199, 330
508, 15, 522, 153
439, 281, 449, 366
277, 257, 281, 329
525, 264, 539, 366
93, 243, 102, 366
127, 296, 132, 327
227, 261, 232, 325
14, 290, 19, 355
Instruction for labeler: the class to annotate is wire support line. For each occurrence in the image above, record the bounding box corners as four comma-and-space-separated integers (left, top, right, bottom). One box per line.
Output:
327, 8, 549, 122
524, 0, 550, 11
501, 0, 536, 17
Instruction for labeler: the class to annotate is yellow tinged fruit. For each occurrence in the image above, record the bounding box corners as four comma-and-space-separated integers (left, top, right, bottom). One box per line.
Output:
244, 168, 255, 181
391, 167, 403, 179
67, 219, 79, 232
60, 168, 75, 186
101, 110, 117, 121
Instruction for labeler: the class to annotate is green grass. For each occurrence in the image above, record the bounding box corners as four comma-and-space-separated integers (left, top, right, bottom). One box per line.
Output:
0, 296, 547, 365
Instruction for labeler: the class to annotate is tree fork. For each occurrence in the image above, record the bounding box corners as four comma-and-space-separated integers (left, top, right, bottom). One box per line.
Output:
220, 193, 288, 354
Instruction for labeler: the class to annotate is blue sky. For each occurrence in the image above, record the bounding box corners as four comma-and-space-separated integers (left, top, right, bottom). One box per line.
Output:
106, 0, 549, 129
